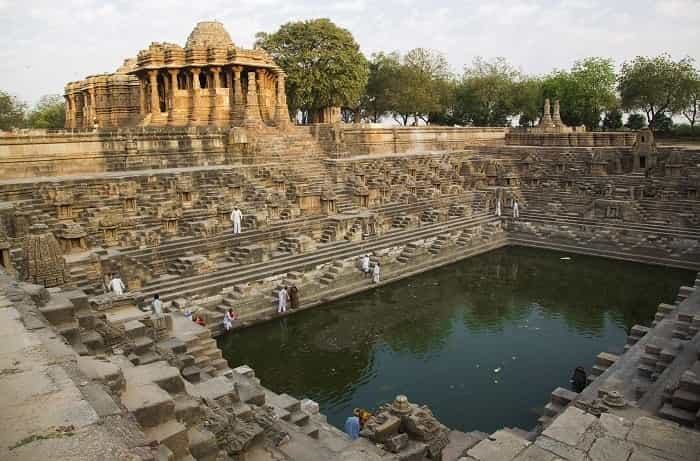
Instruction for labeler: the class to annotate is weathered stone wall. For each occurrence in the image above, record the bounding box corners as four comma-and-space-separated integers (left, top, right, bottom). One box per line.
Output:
0, 129, 231, 179
324, 125, 505, 156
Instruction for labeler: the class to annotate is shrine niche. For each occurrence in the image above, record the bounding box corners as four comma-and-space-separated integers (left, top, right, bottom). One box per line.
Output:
122, 193, 137, 213
160, 206, 183, 234
355, 185, 370, 208
58, 221, 89, 253
99, 215, 121, 246
176, 178, 194, 207
52, 190, 74, 221
271, 174, 287, 195
0, 228, 14, 274
321, 188, 337, 215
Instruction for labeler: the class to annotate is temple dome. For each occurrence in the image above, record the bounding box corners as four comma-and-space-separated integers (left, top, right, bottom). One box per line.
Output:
185, 21, 234, 48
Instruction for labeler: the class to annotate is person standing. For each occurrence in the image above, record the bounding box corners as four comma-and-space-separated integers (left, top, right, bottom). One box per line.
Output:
289, 285, 300, 309
223, 308, 235, 332
372, 262, 381, 284
230, 206, 243, 235
109, 274, 126, 295
151, 294, 163, 316
513, 200, 520, 219
361, 254, 370, 276
277, 286, 289, 314
495, 198, 502, 217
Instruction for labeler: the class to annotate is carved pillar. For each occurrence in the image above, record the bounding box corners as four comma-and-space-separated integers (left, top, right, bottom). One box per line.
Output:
148, 70, 159, 114
211, 66, 221, 89
244, 70, 262, 127
232, 66, 244, 125
167, 69, 179, 123
275, 72, 290, 128
190, 67, 201, 122
139, 77, 147, 116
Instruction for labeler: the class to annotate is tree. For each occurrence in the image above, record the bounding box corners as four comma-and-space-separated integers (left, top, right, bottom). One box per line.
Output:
455, 57, 520, 126
27, 94, 65, 129
0, 90, 27, 130
626, 113, 647, 130
677, 68, 700, 133
542, 57, 616, 130
513, 77, 544, 126
602, 108, 623, 131
361, 52, 402, 123
618, 54, 695, 131
392, 48, 452, 125
653, 112, 674, 135
255, 18, 368, 122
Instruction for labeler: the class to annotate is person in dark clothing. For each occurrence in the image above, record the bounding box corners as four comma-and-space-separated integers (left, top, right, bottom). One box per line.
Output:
289, 285, 300, 309
570, 366, 587, 393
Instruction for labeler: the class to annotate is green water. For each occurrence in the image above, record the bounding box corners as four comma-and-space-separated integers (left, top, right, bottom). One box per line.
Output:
218, 247, 694, 433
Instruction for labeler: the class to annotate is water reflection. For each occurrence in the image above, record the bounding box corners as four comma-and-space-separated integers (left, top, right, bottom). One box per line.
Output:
218, 247, 693, 433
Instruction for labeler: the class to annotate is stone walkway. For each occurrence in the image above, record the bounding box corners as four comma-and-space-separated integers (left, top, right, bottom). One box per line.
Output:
0, 281, 149, 460
461, 406, 700, 461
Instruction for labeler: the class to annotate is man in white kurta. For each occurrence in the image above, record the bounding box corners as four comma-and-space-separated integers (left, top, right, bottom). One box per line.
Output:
277, 286, 289, 313
513, 200, 520, 219
230, 207, 243, 235
361, 254, 370, 276
495, 199, 501, 217
109, 275, 126, 295
372, 263, 381, 284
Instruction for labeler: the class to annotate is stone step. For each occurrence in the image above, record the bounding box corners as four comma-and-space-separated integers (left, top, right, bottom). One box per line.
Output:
672, 389, 700, 412
124, 319, 147, 339
122, 384, 175, 428
174, 395, 202, 426
187, 426, 218, 461
38, 296, 75, 325
182, 366, 202, 383
550, 387, 577, 407
659, 403, 697, 427
143, 420, 191, 459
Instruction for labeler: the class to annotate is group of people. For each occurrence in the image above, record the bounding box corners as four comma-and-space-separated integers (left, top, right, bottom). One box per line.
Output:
360, 254, 381, 283
494, 198, 519, 219
277, 285, 300, 314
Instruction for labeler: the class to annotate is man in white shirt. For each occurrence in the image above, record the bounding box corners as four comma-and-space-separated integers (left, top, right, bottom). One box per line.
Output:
513, 200, 520, 219
277, 286, 289, 314
109, 274, 126, 295
230, 206, 243, 235
361, 254, 370, 276
151, 294, 163, 316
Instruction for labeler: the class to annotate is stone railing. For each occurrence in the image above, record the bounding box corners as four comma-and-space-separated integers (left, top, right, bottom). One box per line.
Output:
506, 129, 638, 147
337, 125, 506, 156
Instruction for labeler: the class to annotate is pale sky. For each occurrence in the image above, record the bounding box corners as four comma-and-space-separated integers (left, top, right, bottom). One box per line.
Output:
1, 0, 698, 105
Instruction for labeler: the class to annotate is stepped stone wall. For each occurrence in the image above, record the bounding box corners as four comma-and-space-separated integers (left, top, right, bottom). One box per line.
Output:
1, 119, 700, 460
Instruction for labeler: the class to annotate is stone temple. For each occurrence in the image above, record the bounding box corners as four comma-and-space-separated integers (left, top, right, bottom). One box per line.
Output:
64, 21, 289, 129
1, 21, 700, 461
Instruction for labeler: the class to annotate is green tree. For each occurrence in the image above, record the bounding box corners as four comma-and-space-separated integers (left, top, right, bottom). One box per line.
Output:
653, 112, 674, 135
618, 54, 695, 131
361, 52, 402, 123
391, 48, 453, 125
513, 77, 544, 126
626, 113, 647, 130
0, 90, 27, 130
27, 94, 65, 129
456, 57, 520, 126
542, 57, 616, 130
602, 108, 623, 131
677, 67, 700, 133
255, 18, 368, 122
